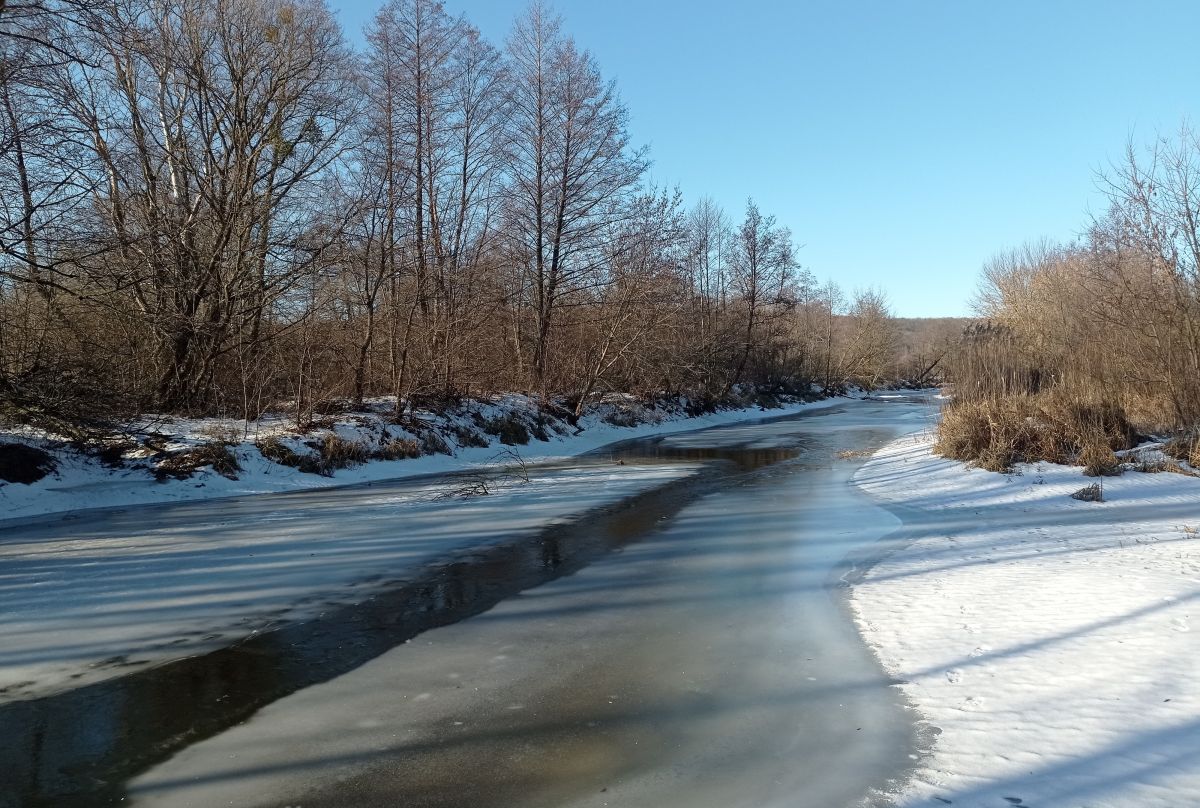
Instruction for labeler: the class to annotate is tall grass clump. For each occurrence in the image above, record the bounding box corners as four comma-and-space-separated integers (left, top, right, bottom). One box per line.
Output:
937, 323, 1136, 473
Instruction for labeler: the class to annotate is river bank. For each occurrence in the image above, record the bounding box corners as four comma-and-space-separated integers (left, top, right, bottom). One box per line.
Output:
852, 432, 1200, 806
0, 392, 845, 525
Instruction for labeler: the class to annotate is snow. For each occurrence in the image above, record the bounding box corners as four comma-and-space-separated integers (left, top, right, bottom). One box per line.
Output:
0, 394, 846, 526
851, 431, 1200, 807
0, 462, 698, 703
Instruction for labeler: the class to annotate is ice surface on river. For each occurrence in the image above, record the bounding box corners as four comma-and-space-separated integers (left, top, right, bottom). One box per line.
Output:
127, 401, 933, 808
0, 463, 697, 702
852, 432, 1200, 806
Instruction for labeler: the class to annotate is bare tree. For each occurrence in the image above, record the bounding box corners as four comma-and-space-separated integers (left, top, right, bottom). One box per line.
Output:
837, 288, 898, 388
1, 0, 914, 432
55, 0, 357, 412
570, 187, 685, 414
725, 199, 797, 391
502, 1, 647, 395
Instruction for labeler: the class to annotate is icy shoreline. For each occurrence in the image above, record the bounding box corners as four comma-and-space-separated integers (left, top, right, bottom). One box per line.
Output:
0, 394, 847, 526
851, 432, 1200, 807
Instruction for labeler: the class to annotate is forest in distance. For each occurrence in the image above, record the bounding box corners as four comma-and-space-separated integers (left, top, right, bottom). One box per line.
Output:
0, 0, 962, 438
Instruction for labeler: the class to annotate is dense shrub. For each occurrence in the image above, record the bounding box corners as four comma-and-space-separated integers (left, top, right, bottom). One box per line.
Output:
0, 442, 57, 484
453, 424, 489, 448
481, 414, 530, 445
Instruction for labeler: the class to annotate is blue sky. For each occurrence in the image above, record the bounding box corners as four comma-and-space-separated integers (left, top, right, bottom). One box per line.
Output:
331, 1, 1199, 317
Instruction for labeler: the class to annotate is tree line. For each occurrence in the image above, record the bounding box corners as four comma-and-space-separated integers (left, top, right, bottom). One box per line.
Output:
0, 0, 904, 428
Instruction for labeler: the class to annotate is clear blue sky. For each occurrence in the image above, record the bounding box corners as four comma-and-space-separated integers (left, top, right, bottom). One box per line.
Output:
331, 0, 1199, 317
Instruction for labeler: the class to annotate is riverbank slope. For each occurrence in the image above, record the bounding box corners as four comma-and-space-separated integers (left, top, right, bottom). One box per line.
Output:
852, 432, 1200, 807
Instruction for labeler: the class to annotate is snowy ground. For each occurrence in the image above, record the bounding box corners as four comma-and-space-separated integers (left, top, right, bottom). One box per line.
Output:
0, 393, 845, 525
851, 432, 1200, 807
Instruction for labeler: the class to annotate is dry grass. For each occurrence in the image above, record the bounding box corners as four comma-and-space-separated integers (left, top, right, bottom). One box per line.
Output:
257, 434, 369, 476
256, 436, 305, 468
157, 441, 240, 480
317, 434, 370, 470
453, 424, 489, 448
835, 449, 874, 460
935, 394, 1134, 473
420, 431, 452, 455
1163, 432, 1200, 468
376, 437, 422, 461
1130, 456, 1193, 476
195, 423, 242, 444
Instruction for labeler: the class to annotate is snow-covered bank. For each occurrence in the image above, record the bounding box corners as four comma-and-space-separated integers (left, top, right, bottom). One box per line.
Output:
851, 432, 1200, 807
0, 393, 846, 524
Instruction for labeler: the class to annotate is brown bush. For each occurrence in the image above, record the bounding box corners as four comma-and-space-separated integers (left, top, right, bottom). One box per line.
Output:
935, 394, 1135, 473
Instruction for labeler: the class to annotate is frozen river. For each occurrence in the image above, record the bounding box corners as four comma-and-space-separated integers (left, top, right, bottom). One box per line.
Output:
3, 396, 936, 807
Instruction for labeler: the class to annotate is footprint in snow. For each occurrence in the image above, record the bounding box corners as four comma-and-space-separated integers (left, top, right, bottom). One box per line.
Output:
946, 668, 963, 684
968, 645, 992, 658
